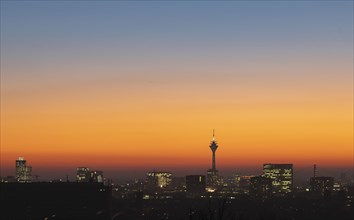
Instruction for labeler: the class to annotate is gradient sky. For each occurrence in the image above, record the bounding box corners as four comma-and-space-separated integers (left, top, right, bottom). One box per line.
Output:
1, 1, 353, 180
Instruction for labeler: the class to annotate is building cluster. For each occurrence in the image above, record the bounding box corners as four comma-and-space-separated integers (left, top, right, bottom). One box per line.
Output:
145, 171, 172, 189
111, 131, 350, 202
76, 167, 104, 183
1, 132, 352, 220
203, 131, 294, 198
140, 164, 294, 199
245, 163, 295, 199
1, 157, 107, 184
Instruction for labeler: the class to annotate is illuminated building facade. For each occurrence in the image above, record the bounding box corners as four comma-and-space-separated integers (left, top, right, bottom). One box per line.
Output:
263, 164, 293, 195
249, 176, 273, 199
146, 171, 172, 189
206, 169, 220, 188
206, 130, 220, 188
90, 170, 104, 183
15, 157, 32, 183
77, 167, 91, 182
76, 167, 104, 183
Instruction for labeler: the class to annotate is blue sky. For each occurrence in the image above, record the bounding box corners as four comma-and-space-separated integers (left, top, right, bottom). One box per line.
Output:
2, 1, 352, 72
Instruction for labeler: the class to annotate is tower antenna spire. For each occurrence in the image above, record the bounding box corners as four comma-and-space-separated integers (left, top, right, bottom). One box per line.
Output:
213, 129, 215, 141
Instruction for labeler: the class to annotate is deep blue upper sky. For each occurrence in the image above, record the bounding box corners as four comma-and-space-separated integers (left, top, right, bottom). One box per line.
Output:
2, 1, 352, 77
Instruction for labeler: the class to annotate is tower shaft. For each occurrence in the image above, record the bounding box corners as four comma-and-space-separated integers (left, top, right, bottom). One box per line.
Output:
212, 151, 216, 171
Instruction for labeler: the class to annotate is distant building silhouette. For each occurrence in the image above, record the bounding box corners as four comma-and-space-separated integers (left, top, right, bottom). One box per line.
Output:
90, 170, 104, 183
310, 165, 334, 196
249, 176, 272, 199
314, 164, 317, 178
170, 177, 185, 191
206, 130, 221, 188
186, 175, 206, 198
1, 176, 16, 183
263, 163, 293, 195
15, 157, 32, 183
77, 167, 104, 183
310, 176, 334, 196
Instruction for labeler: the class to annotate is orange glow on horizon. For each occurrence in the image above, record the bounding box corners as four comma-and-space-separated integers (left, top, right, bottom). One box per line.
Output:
1, 44, 353, 174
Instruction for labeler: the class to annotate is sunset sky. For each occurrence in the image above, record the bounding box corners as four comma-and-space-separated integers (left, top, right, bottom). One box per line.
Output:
1, 1, 353, 180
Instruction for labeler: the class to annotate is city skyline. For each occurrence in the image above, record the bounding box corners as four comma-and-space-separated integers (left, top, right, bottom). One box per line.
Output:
1, 1, 353, 179
3, 139, 352, 183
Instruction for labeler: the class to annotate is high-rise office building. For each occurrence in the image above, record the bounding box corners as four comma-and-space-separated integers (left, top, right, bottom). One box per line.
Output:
207, 130, 220, 188
15, 157, 32, 183
90, 170, 104, 183
76, 167, 104, 183
76, 167, 90, 182
186, 175, 206, 198
146, 171, 172, 189
263, 164, 293, 195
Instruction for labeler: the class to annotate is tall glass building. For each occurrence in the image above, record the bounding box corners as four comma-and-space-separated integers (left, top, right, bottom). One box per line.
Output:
15, 157, 32, 183
263, 164, 293, 195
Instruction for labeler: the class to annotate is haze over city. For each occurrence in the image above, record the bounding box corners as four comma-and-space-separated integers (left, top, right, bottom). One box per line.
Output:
1, 1, 353, 181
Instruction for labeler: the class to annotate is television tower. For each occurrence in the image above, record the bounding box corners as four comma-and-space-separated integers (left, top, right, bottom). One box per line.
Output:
210, 129, 218, 171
